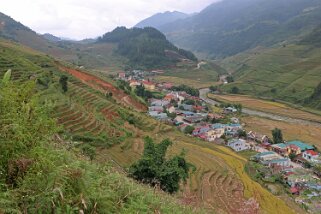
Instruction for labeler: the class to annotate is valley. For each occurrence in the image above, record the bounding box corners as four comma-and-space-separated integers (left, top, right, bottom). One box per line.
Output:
1, 0, 321, 213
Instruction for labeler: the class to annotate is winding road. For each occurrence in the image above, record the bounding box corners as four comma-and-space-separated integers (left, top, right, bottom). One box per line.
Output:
199, 88, 321, 128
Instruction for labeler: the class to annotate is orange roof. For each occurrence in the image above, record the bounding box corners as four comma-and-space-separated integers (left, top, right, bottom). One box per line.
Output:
305, 150, 318, 156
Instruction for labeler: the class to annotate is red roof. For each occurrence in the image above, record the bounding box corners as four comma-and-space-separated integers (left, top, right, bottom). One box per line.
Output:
290, 187, 299, 194
193, 105, 203, 111
305, 150, 318, 156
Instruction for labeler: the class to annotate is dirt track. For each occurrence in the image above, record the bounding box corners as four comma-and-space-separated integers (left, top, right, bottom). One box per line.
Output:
58, 65, 147, 112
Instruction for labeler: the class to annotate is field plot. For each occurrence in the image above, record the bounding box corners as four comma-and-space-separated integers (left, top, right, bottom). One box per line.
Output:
243, 115, 321, 149
209, 94, 321, 123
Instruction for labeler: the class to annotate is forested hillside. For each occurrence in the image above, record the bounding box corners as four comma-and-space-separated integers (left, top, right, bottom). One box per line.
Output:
97, 27, 197, 69
159, 0, 321, 57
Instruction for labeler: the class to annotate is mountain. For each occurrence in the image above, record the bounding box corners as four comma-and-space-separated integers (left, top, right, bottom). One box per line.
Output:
0, 12, 56, 52
135, 11, 189, 29
160, 0, 321, 58
97, 26, 197, 69
218, 42, 321, 109
42, 33, 62, 42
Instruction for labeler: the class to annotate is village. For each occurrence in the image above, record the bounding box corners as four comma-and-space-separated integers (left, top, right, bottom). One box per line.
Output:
118, 70, 321, 212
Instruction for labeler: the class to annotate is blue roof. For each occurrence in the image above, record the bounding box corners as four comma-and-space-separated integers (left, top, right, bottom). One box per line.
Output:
255, 151, 276, 157
267, 158, 289, 164
212, 123, 226, 129
288, 141, 314, 150
228, 123, 241, 127
179, 111, 195, 116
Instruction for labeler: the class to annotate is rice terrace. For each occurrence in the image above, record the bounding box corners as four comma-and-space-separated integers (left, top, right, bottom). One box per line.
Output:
1, 0, 321, 213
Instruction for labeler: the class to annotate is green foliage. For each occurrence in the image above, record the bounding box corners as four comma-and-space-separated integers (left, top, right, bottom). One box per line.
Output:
184, 126, 195, 135
129, 137, 194, 193
98, 27, 197, 69
272, 128, 283, 144
231, 86, 239, 94
1, 69, 11, 85
237, 129, 247, 138
226, 76, 234, 83
171, 85, 199, 96
59, 75, 68, 93
0, 76, 196, 214
135, 84, 152, 100
80, 144, 96, 161
288, 153, 296, 161
209, 85, 218, 92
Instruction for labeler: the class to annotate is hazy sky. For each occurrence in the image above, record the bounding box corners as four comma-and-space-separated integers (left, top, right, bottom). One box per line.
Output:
0, 0, 218, 40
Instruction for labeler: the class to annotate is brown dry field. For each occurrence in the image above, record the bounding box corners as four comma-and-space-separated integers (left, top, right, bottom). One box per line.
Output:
243, 115, 321, 148
209, 94, 321, 123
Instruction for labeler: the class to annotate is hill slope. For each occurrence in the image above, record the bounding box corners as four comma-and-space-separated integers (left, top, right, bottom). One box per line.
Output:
135, 11, 189, 29
97, 27, 197, 69
0, 39, 298, 214
160, 0, 321, 57
218, 42, 321, 109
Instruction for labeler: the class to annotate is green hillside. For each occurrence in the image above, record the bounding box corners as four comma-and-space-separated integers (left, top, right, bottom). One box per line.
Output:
0, 38, 298, 214
97, 27, 197, 69
0, 39, 199, 213
160, 0, 321, 58
218, 43, 321, 109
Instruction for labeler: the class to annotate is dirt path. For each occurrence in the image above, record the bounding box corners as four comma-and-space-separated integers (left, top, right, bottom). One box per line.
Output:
58, 64, 147, 112
200, 88, 321, 128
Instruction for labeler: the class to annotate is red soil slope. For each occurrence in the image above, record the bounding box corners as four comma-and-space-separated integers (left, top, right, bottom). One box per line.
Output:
58, 65, 147, 112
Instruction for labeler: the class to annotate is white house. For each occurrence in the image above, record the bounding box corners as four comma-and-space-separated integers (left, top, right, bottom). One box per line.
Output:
302, 150, 319, 162
227, 139, 249, 152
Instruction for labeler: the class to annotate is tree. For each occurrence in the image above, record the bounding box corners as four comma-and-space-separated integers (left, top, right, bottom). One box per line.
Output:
231, 86, 239, 94
272, 128, 283, 144
237, 129, 247, 138
184, 126, 195, 135
129, 137, 194, 193
59, 75, 68, 93
289, 153, 296, 161
209, 85, 217, 92
226, 76, 234, 83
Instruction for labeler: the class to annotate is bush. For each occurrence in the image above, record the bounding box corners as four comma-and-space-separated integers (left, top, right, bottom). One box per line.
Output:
129, 137, 194, 193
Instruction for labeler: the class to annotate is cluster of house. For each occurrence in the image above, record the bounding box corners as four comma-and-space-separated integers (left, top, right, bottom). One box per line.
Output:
250, 139, 321, 211
118, 70, 172, 91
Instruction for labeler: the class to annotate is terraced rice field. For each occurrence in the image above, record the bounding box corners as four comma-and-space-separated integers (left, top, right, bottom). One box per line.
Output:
52, 79, 129, 142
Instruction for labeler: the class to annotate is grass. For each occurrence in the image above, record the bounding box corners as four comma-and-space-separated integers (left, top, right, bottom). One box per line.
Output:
154, 61, 226, 89
208, 93, 321, 123
219, 44, 321, 109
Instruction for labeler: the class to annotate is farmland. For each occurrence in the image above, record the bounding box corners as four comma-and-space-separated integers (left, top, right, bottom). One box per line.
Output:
208, 93, 321, 123
1, 39, 300, 214
218, 44, 321, 109
243, 115, 321, 149
154, 61, 226, 89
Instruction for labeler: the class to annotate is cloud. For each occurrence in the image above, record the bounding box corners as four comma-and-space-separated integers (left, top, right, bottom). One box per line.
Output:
0, 0, 218, 40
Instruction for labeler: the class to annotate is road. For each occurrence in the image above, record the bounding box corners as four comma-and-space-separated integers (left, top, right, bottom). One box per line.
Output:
199, 88, 321, 128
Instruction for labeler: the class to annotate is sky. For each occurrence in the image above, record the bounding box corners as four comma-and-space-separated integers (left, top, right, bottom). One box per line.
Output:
0, 0, 218, 40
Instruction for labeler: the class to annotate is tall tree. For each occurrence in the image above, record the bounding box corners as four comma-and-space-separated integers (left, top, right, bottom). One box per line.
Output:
59, 75, 68, 93
129, 137, 194, 193
272, 128, 283, 144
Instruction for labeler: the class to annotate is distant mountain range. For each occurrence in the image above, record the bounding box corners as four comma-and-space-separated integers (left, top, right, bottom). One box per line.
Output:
136, 0, 321, 58
134, 11, 190, 29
